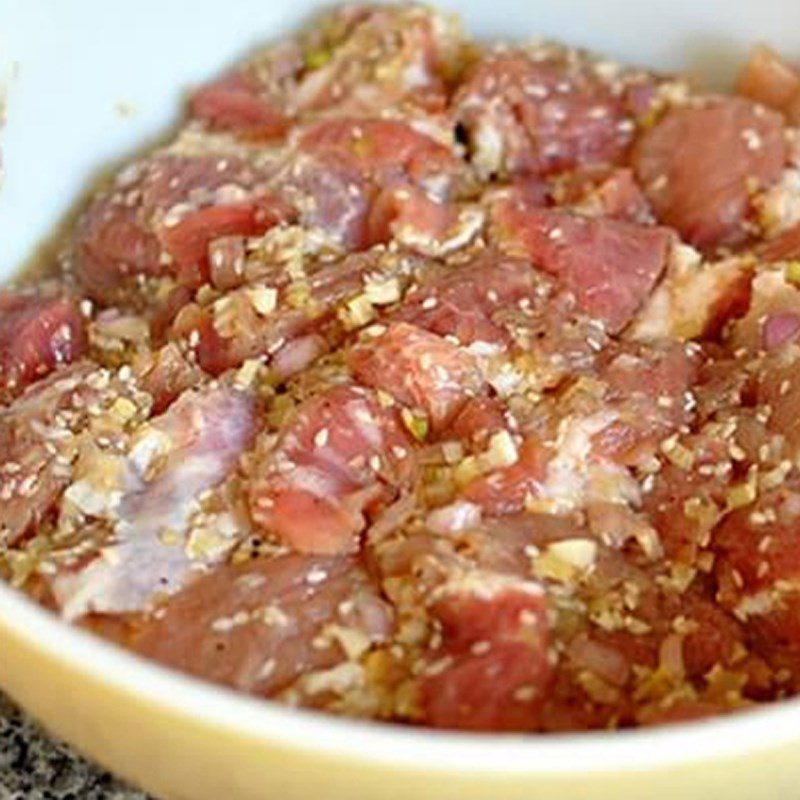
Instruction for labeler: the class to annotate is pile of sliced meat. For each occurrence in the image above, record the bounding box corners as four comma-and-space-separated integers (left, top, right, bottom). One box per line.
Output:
7, 3, 800, 733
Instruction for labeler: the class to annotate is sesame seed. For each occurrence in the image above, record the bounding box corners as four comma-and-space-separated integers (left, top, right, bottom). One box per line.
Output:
307, 567, 328, 585
513, 685, 537, 702
742, 128, 762, 151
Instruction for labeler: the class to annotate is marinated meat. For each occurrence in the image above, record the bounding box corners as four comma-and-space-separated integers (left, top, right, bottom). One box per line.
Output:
5, 3, 800, 734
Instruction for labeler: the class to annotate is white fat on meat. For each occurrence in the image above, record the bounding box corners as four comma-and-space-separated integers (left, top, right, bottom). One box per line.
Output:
52, 387, 257, 620
395, 206, 485, 258
426, 500, 482, 535
629, 245, 748, 342
533, 411, 640, 514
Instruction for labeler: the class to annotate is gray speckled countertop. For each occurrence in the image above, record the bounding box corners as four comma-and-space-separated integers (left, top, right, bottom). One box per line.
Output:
0, 693, 149, 800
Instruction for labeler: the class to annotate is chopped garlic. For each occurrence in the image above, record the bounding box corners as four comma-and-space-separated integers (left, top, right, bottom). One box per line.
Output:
128, 428, 174, 478
110, 397, 138, 424
339, 294, 375, 330
482, 430, 519, 470
246, 284, 278, 316
548, 539, 598, 570
534, 539, 598, 583
441, 440, 465, 464
401, 408, 429, 441
234, 359, 262, 390
786, 261, 800, 286
325, 624, 372, 660
453, 455, 482, 487
303, 662, 364, 696
185, 525, 233, 562
64, 479, 123, 518
727, 468, 758, 510
364, 276, 401, 305
660, 437, 695, 470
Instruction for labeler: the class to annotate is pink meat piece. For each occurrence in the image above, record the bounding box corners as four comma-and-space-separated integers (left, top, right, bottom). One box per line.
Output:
51, 386, 258, 619
632, 97, 785, 250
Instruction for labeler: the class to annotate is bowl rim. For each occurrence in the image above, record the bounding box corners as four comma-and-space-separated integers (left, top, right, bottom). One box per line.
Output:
2, 579, 799, 774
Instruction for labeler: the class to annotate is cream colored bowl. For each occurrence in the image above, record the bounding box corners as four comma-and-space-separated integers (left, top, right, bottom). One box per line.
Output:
3, 1, 800, 798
